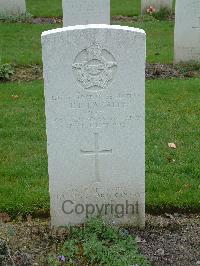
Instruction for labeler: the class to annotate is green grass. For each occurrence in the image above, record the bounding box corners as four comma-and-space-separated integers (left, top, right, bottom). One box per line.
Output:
0, 78, 199, 215
26, 0, 62, 18
118, 20, 174, 63
112, 0, 139, 16
0, 20, 174, 65
146, 78, 200, 212
0, 81, 48, 215
26, 0, 139, 17
0, 23, 58, 65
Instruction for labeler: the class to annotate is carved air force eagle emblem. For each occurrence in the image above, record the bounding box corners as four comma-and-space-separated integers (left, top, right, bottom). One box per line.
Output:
72, 43, 117, 90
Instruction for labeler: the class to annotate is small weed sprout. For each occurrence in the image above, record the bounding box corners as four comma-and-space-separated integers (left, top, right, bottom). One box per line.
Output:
0, 64, 14, 81
0, 12, 32, 23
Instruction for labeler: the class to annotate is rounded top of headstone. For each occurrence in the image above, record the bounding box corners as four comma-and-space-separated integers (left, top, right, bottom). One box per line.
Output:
41, 24, 146, 39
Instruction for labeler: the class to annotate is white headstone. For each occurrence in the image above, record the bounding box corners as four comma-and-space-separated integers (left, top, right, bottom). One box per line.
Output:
62, 0, 110, 27
174, 0, 200, 63
0, 0, 26, 15
42, 25, 146, 227
141, 0, 173, 14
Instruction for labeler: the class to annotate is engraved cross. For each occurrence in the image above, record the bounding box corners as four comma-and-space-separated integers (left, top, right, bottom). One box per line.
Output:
80, 133, 112, 182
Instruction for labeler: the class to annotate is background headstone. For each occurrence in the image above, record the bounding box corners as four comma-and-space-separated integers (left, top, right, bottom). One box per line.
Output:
62, 0, 110, 26
42, 25, 146, 227
0, 0, 26, 15
141, 0, 173, 14
174, 0, 200, 63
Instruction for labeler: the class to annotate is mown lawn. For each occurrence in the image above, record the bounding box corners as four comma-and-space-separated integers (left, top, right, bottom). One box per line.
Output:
115, 20, 174, 63
146, 78, 200, 212
0, 23, 58, 65
0, 78, 199, 216
26, 0, 139, 17
0, 81, 48, 215
0, 20, 174, 65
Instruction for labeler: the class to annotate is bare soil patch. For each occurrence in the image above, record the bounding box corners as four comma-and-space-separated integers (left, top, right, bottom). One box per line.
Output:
0, 214, 199, 265
129, 214, 200, 266
10, 65, 43, 82
30, 15, 175, 25
31, 17, 62, 24
4, 64, 199, 83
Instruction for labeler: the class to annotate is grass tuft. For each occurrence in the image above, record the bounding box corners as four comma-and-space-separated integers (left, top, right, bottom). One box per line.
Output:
152, 8, 173, 21
0, 64, 14, 81
0, 12, 33, 23
176, 62, 200, 74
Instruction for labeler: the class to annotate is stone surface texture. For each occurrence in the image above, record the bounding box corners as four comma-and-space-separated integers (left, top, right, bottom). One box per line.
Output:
62, 0, 110, 26
42, 25, 146, 227
141, 0, 173, 14
174, 0, 200, 63
0, 0, 26, 15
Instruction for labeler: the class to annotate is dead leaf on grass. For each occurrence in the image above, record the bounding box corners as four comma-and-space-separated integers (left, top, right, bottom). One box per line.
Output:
0, 213, 11, 223
11, 95, 19, 99
168, 143, 177, 149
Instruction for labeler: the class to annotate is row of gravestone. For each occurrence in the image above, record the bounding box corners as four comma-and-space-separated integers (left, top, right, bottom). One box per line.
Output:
0, 0, 173, 17
1, 0, 200, 63
63, 0, 173, 24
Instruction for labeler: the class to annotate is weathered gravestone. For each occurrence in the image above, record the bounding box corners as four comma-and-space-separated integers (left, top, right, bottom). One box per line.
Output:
174, 0, 200, 63
62, 0, 110, 27
141, 0, 173, 14
0, 0, 26, 15
42, 25, 146, 227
